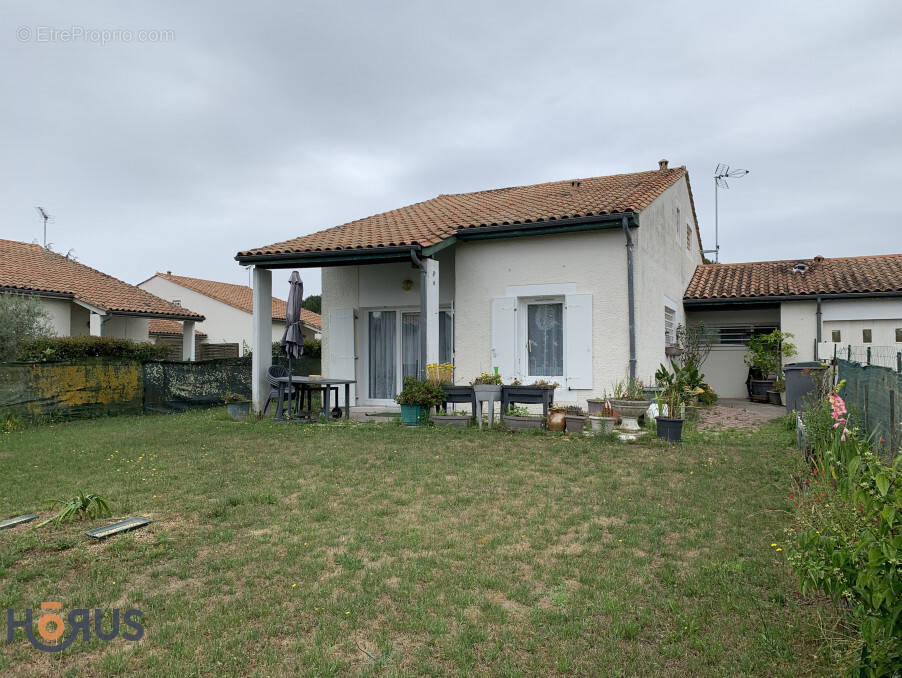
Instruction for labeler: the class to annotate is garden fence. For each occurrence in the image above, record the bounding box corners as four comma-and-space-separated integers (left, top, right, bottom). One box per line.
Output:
836, 358, 902, 458
817, 343, 902, 371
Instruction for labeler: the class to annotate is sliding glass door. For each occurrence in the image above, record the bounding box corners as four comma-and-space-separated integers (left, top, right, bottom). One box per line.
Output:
368, 310, 396, 400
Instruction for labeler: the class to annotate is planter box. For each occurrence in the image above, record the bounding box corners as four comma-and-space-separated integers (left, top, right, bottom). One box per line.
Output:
565, 415, 585, 434
749, 379, 774, 403
472, 384, 502, 399
767, 390, 782, 406
656, 416, 684, 442
586, 399, 605, 416
226, 401, 250, 421
400, 404, 427, 426
433, 414, 470, 428
441, 385, 474, 402
504, 415, 544, 431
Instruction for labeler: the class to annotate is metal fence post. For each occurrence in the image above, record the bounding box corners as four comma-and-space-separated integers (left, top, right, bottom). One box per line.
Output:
891, 390, 896, 455
867, 346, 872, 365
864, 385, 869, 433
847, 345, 851, 361
897, 351, 901, 374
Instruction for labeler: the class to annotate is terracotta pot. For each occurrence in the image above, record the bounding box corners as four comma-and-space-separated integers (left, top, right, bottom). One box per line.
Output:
547, 408, 566, 432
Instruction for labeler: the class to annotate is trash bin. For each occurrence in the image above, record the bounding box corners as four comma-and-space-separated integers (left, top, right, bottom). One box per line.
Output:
783, 362, 828, 413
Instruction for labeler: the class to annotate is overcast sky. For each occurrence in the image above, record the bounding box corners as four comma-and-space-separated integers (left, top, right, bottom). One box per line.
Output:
2, 2, 900, 299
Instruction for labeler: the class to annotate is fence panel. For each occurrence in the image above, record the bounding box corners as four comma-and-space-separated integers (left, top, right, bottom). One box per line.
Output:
836, 358, 902, 457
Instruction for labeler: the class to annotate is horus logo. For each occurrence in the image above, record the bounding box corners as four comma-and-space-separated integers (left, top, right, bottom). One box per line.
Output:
5, 602, 144, 652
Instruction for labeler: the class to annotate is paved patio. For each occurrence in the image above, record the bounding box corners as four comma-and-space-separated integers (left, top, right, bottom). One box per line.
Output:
698, 398, 786, 430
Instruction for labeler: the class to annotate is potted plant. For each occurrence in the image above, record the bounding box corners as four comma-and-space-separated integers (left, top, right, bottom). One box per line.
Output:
471, 372, 503, 399
586, 396, 605, 416
609, 378, 651, 435
395, 377, 445, 426
432, 408, 471, 428
224, 393, 250, 421
503, 405, 544, 431
744, 330, 796, 402
564, 405, 586, 434
502, 379, 557, 419
654, 363, 686, 442
770, 374, 785, 406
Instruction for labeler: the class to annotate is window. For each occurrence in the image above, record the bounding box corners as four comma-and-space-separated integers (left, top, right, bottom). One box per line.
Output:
172, 299, 181, 307
368, 311, 397, 400
862, 329, 872, 343
831, 329, 841, 342
664, 307, 676, 346
526, 302, 563, 377
675, 206, 681, 244
896, 328, 902, 343
711, 324, 779, 346
686, 224, 691, 250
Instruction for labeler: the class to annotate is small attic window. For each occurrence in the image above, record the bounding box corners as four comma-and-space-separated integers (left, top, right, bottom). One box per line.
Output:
792, 262, 807, 274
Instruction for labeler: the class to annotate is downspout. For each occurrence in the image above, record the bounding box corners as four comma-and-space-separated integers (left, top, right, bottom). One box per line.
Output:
622, 216, 637, 381
815, 296, 822, 360
410, 249, 427, 379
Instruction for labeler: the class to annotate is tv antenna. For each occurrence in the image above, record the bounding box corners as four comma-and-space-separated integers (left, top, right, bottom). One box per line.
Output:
703, 163, 749, 263
35, 206, 52, 248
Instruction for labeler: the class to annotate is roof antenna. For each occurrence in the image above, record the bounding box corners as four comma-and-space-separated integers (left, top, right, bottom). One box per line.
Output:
704, 163, 749, 263
35, 206, 52, 249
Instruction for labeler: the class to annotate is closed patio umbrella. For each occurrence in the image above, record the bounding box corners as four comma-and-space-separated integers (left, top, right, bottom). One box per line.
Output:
280, 271, 304, 416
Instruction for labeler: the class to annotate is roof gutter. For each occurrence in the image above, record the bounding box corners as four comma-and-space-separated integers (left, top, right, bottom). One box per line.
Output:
684, 290, 902, 307
455, 212, 638, 241
622, 215, 637, 382
234, 245, 421, 268
107, 310, 206, 322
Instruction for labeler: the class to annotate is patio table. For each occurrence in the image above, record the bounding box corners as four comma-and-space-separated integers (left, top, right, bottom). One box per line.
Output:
274, 376, 355, 420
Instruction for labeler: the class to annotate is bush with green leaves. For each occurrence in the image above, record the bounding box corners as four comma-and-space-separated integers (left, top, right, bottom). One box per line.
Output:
394, 377, 446, 408
786, 387, 902, 676
17, 336, 171, 362
0, 292, 53, 362
744, 329, 796, 378
36, 491, 112, 528
471, 372, 503, 386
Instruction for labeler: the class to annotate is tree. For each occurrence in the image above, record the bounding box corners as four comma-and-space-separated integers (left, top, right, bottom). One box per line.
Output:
0, 292, 53, 361
674, 322, 713, 373
302, 294, 321, 314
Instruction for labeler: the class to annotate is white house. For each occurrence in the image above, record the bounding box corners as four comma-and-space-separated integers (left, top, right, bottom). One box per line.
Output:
138, 272, 322, 356
684, 254, 902, 397
0, 238, 204, 359
235, 161, 703, 411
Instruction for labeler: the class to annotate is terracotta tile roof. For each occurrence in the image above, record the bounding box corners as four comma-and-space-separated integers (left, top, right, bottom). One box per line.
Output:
238, 166, 692, 256
155, 273, 322, 329
0, 239, 203, 320
685, 254, 902, 301
148, 318, 207, 337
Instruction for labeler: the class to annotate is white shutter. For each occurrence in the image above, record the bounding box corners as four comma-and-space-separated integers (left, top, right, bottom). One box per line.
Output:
327, 308, 356, 402
490, 297, 517, 382
564, 294, 593, 390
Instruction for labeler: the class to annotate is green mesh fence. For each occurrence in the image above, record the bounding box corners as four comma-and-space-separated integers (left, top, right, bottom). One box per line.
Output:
836, 358, 902, 457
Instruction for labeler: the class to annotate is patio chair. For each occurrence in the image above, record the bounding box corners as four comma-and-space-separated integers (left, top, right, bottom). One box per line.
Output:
262, 365, 301, 416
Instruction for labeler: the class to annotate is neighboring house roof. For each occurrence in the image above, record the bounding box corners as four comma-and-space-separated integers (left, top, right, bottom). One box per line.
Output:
237, 165, 696, 257
0, 239, 203, 320
152, 272, 322, 329
148, 318, 207, 337
684, 254, 902, 302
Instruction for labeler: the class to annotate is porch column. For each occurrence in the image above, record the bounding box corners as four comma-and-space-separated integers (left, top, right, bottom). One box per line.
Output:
89, 312, 103, 336
251, 266, 272, 413
424, 258, 440, 365
181, 320, 196, 361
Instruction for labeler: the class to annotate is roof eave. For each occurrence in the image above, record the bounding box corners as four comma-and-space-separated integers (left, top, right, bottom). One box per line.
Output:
684, 290, 902, 307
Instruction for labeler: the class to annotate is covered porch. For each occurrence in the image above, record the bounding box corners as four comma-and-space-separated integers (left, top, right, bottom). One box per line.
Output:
237, 245, 447, 414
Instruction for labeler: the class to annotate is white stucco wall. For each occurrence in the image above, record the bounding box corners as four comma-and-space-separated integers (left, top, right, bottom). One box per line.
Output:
780, 301, 818, 362
39, 297, 70, 336
634, 177, 704, 383
102, 315, 150, 342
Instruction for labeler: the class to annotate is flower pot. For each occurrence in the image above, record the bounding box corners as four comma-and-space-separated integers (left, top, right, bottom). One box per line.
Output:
472, 384, 502, 399
588, 415, 616, 435
226, 401, 250, 421
433, 414, 470, 428
547, 408, 566, 432
586, 399, 605, 416
565, 415, 586, 434
609, 399, 651, 434
656, 416, 684, 442
504, 415, 544, 431
749, 379, 774, 402
767, 390, 782, 406
400, 404, 427, 426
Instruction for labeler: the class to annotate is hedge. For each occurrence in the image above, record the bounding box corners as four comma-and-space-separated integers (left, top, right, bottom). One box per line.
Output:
17, 336, 172, 363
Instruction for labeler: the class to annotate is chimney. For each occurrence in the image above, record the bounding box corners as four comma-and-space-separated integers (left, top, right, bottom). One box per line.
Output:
658, 159, 669, 171
167, 270, 172, 275
813, 255, 824, 263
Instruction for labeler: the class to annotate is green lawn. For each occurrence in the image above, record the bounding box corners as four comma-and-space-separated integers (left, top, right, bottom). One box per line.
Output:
1, 410, 844, 676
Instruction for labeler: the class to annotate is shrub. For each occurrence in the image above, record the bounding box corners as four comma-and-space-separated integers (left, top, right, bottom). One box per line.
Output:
17, 336, 171, 362
744, 329, 796, 378
394, 377, 446, 408
471, 372, 502, 386
0, 292, 53, 362
786, 388, 902, 675
303, 338, 322, 358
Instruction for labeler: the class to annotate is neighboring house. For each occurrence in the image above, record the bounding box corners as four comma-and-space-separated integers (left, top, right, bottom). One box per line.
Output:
0, 238, 204, 358
684, 254, 902, 397
148, 318, 209, 360
235, 161, 703, 409
138, 273, 322, 356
